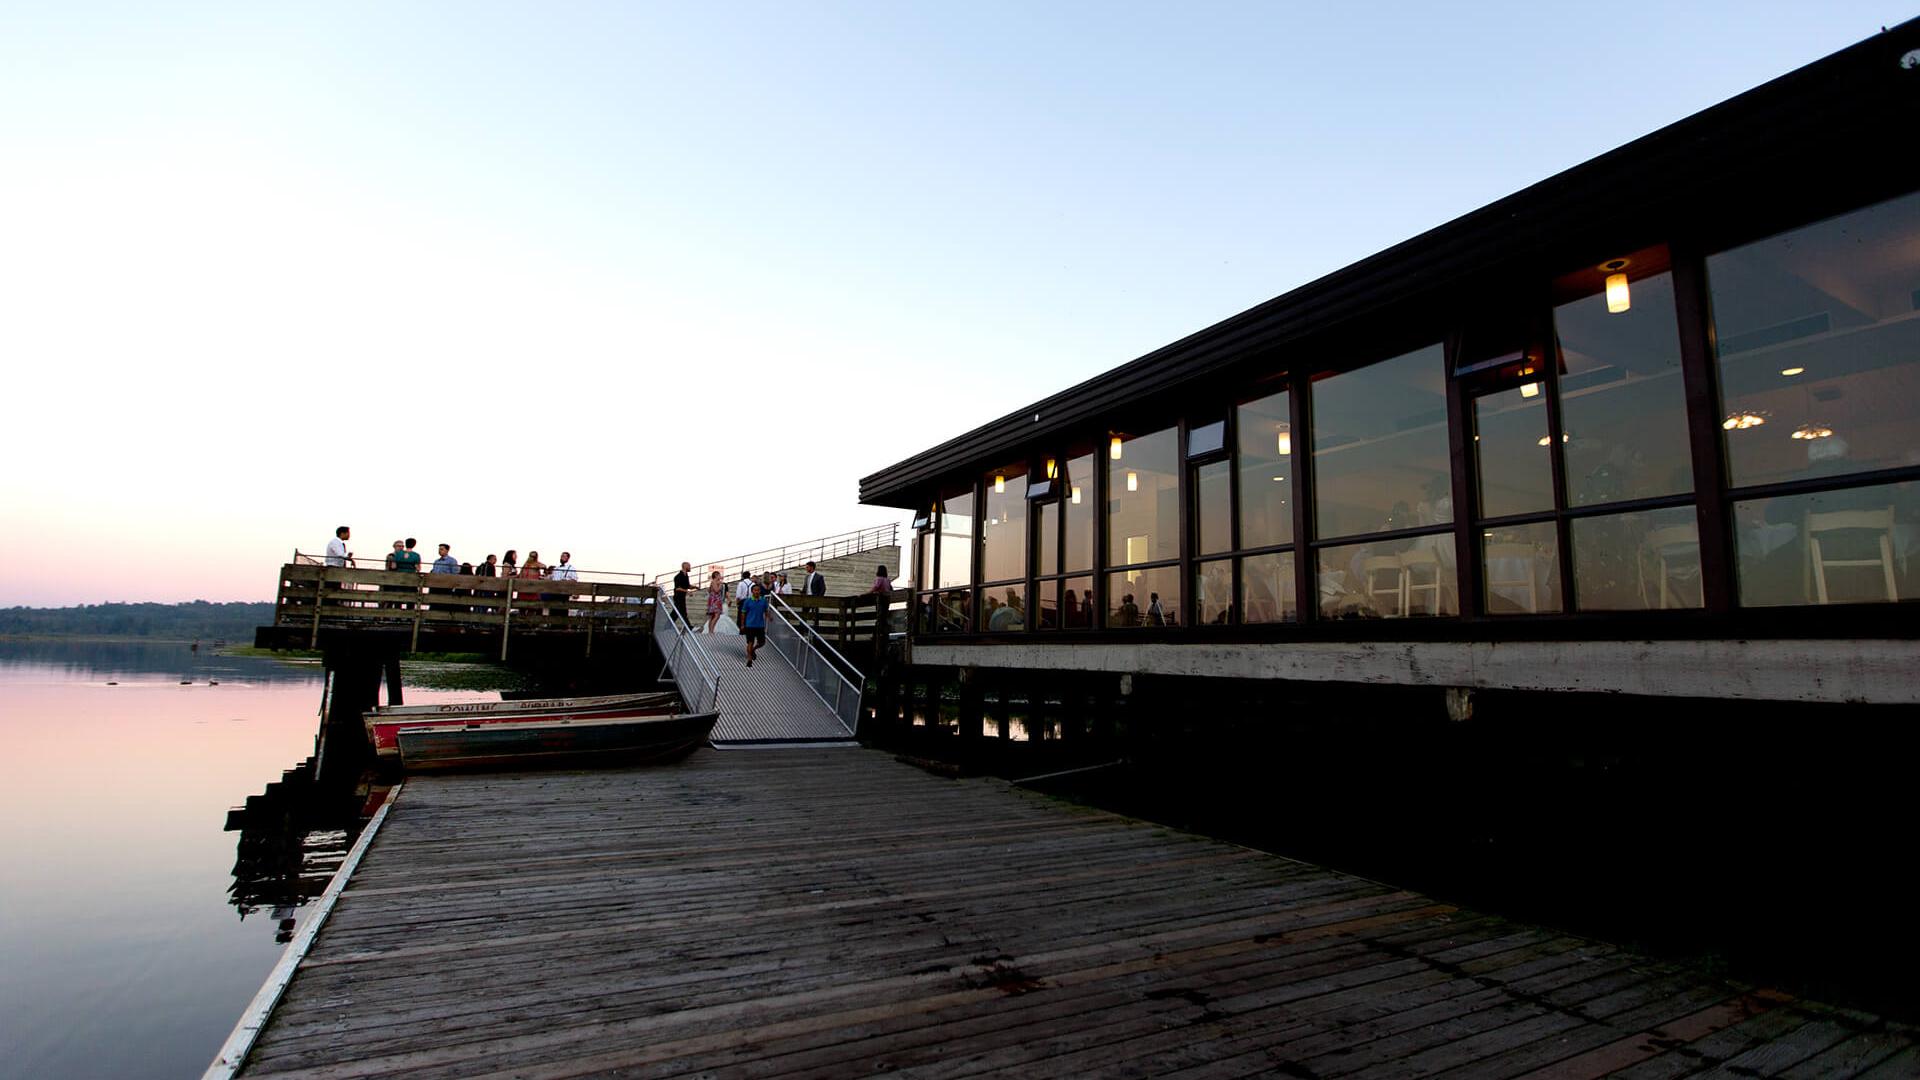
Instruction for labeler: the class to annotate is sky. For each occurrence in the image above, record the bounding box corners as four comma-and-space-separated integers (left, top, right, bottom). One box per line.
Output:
0, 2, 1907, 606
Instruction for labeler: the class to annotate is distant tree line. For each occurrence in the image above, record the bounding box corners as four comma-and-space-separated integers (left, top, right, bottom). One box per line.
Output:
0, 601, 274, 640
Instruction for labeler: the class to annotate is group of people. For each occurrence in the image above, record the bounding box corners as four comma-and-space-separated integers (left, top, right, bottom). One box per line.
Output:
669, 560, 893, 666
322, 526, 586, 613
325, 527, 578, 582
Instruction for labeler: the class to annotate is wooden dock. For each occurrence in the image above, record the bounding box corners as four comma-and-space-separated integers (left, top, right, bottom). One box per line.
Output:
231, 750, 1916, 1078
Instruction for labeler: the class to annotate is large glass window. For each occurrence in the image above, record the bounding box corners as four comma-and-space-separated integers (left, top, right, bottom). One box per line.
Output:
1063, 452, 1094, 573
1108, 426, 1180, 566
981, 583, 1027, 632
1709, 192, 1920, 489
1554, 271, 1693, 506
1195, 558, 1233, 626
937, 490, 973, 590
1036, 502, 1059, 577
1482, 521, 1563, 614
1061, 576, 1094, 629
1733, 480, 1915, 606
934, 587, 973, 632
1194, 459, 1231, 557
914, 531, 932, 593
1240, 552, 1297, 624
1570, 508, 1701, 610
980, 466, 1027, 585
1473, 386, 1555, 519
1312, 345, 1452, 540
1106, 566, 1180, 628
1236, 390, 1294, 549
1318, 535, 1458, 619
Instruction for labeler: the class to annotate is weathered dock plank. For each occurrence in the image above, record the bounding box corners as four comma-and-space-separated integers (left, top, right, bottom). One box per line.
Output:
235, 750, 1915, 1078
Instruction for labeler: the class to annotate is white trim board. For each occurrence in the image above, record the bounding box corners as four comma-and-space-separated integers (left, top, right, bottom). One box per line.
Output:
911, 639, 1920, 705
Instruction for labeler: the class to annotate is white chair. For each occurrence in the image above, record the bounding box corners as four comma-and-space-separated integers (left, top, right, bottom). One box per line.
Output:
1806, 506, 1898, 603
1362, 555, 1405, 617
1401, 547, 1450, 615
1638, 526, 1699, 609
1484, 542, 1541, 613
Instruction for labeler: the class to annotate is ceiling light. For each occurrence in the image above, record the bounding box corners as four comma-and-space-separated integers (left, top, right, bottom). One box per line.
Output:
1109, 436, 1123, 460
1605, 273, 1631, 313
1781, 367, 1805, 377
1722, 411, 1767, 431
1126, 471, 1138, 492
1791, 423, 1834, 440
1520, 382, 1541, 399
1276, 424, 1291, 456
993, 474, 1005, 494
1601, 258, 1631, 314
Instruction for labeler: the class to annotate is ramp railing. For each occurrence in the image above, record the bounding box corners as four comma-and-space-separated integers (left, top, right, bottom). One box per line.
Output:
652, 523, 898, 587
652, 595, 720, 715
766, 594, 863, 736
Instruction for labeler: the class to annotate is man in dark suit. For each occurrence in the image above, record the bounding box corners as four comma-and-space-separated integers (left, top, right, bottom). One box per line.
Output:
804, 561, 827, 597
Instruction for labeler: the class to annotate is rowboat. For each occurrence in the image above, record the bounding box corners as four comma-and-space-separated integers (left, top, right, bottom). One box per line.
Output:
363, 691, 680, 758
395, 711, 719, 772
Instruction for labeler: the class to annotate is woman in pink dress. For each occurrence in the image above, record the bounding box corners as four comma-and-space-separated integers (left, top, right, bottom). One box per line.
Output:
704, 571, 725, 634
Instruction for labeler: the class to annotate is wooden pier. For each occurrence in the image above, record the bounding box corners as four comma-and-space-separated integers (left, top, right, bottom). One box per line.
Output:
226, 750, 1916, 1078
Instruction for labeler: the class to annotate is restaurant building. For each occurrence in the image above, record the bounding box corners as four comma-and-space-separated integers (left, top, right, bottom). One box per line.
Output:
861, 22, 1920, 713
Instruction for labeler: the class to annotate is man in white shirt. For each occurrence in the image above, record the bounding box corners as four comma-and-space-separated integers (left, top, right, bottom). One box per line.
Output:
804, 561, 826, 597
734, 571, 754, 629
323, 525, 355, 603
326, 526, 353, 567
550, 552, 579, 615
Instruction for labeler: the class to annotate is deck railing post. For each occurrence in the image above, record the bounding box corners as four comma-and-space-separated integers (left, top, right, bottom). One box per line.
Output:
499, 588, 513, 662
310, 566, 325, 648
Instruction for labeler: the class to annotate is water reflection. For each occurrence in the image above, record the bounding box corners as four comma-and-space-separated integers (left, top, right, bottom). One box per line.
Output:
224, 756, 383, 943
0, 636, 319, 685
0, 639, 328, 1079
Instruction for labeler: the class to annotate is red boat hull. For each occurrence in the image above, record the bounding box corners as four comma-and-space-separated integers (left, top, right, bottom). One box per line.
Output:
364, 693, 680, 757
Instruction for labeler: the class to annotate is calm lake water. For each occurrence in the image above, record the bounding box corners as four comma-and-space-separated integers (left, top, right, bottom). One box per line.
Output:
0, 639, 469, 1079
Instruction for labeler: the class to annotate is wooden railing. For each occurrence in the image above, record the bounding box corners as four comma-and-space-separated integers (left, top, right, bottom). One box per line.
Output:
272, 564, 656, 657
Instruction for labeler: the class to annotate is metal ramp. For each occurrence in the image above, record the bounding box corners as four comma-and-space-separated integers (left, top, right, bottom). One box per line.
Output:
653, 595, 861, 746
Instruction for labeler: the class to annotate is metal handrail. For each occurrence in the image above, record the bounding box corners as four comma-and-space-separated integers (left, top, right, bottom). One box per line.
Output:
652, 523, 899, 586
771, 594, 866, 681
764, 594, 863, 736
652, 592, 720, 715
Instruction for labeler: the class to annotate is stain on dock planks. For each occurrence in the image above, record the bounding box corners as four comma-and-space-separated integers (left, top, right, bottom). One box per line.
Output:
236, 750, 1916, 1078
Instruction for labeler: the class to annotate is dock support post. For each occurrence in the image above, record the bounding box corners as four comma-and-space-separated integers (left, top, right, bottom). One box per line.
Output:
310, 567, 326, 648
317, 652, 382, 786
958, 668, 984, 742
384, 656, 404, 707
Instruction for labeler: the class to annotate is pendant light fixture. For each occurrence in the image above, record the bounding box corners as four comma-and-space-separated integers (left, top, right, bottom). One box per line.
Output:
1126, 471, 1138, 492
1276, 423, 1291, 456
1601, 258, 1631, 314
1110, 435, 1123, 460
994, 474, 1005, 494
